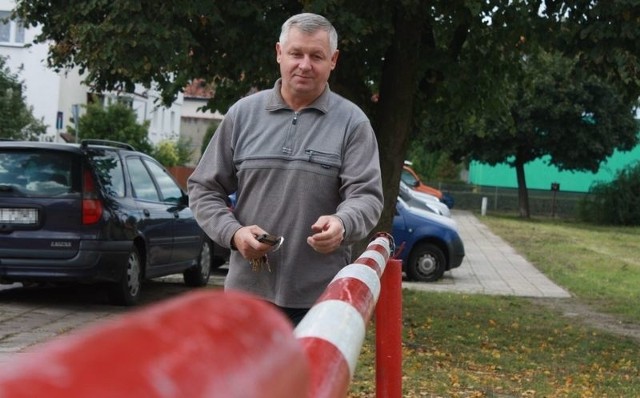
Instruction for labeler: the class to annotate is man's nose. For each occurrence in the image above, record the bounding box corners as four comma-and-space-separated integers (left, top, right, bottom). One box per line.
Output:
298, 55, 312, 70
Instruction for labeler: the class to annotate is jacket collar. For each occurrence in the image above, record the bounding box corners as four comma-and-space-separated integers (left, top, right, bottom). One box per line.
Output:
266, 78, 331, 114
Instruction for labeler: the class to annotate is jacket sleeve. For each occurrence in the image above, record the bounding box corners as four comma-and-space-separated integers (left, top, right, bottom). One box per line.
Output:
335, 120, 384, 243
187, 112, 242, 249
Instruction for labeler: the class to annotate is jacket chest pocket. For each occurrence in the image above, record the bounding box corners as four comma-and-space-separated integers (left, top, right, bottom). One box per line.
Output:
305, 149, 341, 168
304, 149, 341, 177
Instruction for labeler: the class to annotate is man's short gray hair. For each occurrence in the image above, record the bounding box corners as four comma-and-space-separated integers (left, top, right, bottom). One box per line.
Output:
279, 13, 338, 53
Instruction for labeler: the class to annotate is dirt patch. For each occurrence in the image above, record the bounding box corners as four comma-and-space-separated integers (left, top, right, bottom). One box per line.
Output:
529, 297, 640, 344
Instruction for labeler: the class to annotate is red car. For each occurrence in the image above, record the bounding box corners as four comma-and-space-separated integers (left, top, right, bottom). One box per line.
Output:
401, 162, 454, 208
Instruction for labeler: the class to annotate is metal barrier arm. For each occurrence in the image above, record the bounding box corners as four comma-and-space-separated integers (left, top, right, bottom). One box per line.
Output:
294, 236, 394, 398
0, 290, 310, 398
0, 235, 401, 398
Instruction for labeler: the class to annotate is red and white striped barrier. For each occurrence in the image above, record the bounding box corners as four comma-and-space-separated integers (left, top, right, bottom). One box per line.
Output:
0, 290, 309, 398
0, 235, 401, 398
294, 235, 394, 398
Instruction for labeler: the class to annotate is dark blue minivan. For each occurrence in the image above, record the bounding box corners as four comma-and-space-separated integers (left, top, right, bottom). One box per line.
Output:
0, 140, 226, 305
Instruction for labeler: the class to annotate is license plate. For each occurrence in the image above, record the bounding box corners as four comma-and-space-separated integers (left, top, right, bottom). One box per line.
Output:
0, 208, 39, 225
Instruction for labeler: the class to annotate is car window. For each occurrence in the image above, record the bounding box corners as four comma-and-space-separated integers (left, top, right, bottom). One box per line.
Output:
126, 157, 161, 202
142, 159, 183, 204
401, 169, 418, 186
0, 149, 77, 196
89, 150, 125, 197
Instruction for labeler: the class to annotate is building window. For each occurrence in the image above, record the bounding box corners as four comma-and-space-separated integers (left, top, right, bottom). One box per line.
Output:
0, 11, 25, 45
116, 96, 133, 108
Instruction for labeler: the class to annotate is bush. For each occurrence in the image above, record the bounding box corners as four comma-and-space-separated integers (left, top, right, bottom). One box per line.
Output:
578, 161, 640, 225
74, 102, 153, 154
152, 137, 192, 167
152, 140, 180, 166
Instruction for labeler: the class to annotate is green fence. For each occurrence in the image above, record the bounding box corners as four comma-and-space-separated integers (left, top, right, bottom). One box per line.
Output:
431, 183, 588, 218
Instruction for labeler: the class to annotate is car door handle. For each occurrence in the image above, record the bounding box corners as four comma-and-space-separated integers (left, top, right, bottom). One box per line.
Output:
143, 209, 150, 217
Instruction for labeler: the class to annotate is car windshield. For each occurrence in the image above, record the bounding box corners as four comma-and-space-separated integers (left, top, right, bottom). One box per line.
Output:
401, 169, 418, 186
0, 149, 78, 197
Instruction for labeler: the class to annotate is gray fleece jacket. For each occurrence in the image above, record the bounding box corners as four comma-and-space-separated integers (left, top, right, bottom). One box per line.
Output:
187, 79, 383, 307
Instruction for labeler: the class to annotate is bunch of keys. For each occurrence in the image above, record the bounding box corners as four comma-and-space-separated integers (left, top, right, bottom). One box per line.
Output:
250, 255, 270, 272
250, 233, 284, 272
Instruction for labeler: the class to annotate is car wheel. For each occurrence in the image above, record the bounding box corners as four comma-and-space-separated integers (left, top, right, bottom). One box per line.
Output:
107, 246, 142, 306
183, 239, 212, 287
406, 242, 446, 282
211, 255, 226, 269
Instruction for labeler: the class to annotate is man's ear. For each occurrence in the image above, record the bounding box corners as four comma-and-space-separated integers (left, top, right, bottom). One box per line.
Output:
276, 42, 282, 63
330, 50, 339, 70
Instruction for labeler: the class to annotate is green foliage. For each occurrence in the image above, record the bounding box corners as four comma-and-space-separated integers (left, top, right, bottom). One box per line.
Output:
407, 139, 462, 182
438, 49, 638, 172
73, 102, 153, 154
578, 161, 640, 225
174, 136, 193, 165
16, 1, 639, 125
0, 56, 46, 140
152, 140, 179, 167
548, 0, 640, 104
427, 48, 638, 217
15, 0, 292, 111
14, 0, 640, 227
152, 137, 192, 167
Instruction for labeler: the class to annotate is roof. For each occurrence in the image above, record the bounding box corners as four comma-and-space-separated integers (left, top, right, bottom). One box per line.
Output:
184, 79, 214, 99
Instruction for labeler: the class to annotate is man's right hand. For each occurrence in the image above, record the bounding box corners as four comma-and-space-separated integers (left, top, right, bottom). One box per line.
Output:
232, 226, 276, 260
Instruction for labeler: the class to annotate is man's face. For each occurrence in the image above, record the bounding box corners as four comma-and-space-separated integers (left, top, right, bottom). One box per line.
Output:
276, 27, 338, 104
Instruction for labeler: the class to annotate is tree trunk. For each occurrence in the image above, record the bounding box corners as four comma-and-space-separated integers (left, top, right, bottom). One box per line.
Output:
374, 7, 424, 232
351, 6, 425, 258
515, 157, 530, 218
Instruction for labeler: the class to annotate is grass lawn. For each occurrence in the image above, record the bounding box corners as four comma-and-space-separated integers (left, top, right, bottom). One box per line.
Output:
348, 213, 640, 397
482, 214, 640, 324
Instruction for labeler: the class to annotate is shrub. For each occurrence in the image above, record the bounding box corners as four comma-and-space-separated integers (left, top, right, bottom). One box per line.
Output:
578, 161, 640, 225
152, 137, 192, 167
74, 102, 153, 154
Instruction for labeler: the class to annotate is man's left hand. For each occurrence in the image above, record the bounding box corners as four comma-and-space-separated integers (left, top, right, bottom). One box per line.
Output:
307, 215, 345, 254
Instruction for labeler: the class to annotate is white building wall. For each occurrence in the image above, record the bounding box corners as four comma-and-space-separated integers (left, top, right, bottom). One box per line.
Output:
57, 68, 88, 140
143, 90, 184, 145
0, 0, 61, 140
0, 0, 183, 144
180, 97, 223, 165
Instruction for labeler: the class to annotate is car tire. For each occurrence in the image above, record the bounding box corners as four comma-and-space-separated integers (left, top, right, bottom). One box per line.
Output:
107, 246, 142, 306
211, 256, 226, 269
183, 239, 212, 287
406, 242, 446, 282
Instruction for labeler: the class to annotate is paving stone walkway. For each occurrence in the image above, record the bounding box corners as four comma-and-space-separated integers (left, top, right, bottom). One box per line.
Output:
403, 210, 571, 298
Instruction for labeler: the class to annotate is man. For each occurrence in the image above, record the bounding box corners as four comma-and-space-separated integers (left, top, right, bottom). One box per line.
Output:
188, 13, 383, 325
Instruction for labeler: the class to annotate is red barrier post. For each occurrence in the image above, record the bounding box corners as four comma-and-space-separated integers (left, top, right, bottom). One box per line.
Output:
0, 290, 309, 398
376, 258, 403, 398
294, 236, 392, 398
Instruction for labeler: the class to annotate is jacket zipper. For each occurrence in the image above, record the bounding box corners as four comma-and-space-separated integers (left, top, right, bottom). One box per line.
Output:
282, 112, 299, 155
